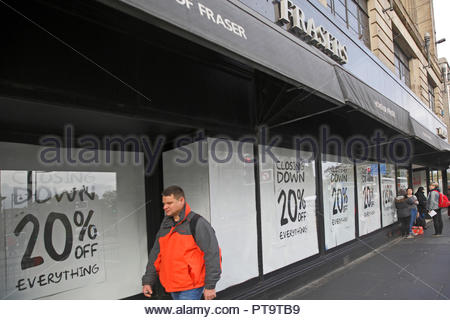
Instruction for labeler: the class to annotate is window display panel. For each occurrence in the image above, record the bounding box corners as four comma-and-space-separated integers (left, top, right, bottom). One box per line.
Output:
396, 168, 409, 192
356, 163, 381, 236
163, 139, 259, 291
259, 146, 318, 274
0, 142, 146, 299
412, 170, 427, 193
430, 170, 443, 191
380, 163, 397, 227
208, 138, 258, 291
163, 142, 211, 222
437, 171, 443, 192
322, 155, 355, 250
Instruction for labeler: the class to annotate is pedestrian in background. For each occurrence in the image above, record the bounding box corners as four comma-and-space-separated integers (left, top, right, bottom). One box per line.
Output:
415, 187, 427, 229
406, 188, 419, 238
427, 182, 443, 236
395, 189, 412, 238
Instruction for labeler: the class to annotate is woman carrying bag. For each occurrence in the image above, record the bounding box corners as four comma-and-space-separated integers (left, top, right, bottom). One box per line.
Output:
415, 187, 427, 229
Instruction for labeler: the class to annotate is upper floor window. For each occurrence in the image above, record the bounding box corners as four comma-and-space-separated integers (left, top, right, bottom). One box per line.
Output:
428, 80, 436, 112
326, 0, 370, 49
394, 42, 411, 88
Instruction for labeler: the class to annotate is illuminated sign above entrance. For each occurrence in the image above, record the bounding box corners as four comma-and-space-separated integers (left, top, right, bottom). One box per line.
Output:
276, 0, 349, 65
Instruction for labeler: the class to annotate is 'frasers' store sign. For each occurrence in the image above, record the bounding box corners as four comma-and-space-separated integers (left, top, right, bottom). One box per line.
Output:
276, 0, 349, 65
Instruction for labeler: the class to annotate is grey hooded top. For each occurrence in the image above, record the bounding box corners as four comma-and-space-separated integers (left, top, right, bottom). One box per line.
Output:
427, 189, 440, 211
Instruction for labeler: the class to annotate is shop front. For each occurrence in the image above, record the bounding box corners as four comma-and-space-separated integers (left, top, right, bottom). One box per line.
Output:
1, 0, 450, 300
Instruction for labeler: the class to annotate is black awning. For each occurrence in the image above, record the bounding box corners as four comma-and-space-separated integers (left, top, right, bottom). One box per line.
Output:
334, 66, 412, 136
410, 118, 449, 151
101, 0, 345, 104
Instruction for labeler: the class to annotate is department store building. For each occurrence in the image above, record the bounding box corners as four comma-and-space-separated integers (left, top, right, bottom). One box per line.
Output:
0, 0, 449, 299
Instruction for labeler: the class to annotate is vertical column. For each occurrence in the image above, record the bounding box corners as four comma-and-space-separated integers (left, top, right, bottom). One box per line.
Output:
0, 170, 5, 299
354, 162, 359, 238
253, 135, 264, 280
395, 164, 399, 194
315, 151, 326, 255
408, 164, 413, 188
443, 169, 449, 197
378, 163, 383, 227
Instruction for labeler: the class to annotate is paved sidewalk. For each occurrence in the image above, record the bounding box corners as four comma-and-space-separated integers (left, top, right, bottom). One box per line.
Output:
281, 211, 450, 300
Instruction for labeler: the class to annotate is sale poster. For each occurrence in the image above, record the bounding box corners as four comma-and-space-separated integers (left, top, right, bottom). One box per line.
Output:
274, 156, 313, 242
322, 157, 355, 250
1, 171, 115, 299
381, 164, 397, 227
356, 163, 381, 236
259, 146, 318, 274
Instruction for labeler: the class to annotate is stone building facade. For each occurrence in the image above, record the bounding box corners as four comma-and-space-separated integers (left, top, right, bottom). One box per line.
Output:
319, 0, 448, 139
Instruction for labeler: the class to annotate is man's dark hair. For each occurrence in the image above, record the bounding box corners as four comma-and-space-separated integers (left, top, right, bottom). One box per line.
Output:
162, 185, 185, 199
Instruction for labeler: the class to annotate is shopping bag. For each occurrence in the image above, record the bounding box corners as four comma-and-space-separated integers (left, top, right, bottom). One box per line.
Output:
411, 226, 424, 235
429, 210, 437, 218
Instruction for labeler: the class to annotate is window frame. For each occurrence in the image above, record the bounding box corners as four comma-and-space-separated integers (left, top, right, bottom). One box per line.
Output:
428, 80, 436, 112
393, 42, 411, 88
326, 0, 370, 48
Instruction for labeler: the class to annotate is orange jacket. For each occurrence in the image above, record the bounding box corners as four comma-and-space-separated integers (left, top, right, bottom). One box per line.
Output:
142, 203, 221, 292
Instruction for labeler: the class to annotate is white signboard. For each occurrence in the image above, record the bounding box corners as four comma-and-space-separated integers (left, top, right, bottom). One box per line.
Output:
380, 164, 397, 227
356, 163, 381, 236
322, 156, 355, 250
2, 171, 112, 299
259, 146, 318, 274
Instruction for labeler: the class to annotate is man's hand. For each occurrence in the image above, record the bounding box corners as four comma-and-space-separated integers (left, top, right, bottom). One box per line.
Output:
203, 288, 216, 300
143, 285, 153, 298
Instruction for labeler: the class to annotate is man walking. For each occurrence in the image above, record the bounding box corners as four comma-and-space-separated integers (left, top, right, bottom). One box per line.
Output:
427, 182, 443, 236
142, 186, 221, 300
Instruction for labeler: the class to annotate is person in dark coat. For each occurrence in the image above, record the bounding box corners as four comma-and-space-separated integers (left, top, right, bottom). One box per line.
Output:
395, 189, 413, 237
415, 187, 428, 229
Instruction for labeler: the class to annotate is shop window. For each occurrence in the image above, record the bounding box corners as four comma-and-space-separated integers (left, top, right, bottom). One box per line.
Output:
322, 155, 356, 250
396, 168, 409, 193
356, 163, 381, 236
326, 0, 370, 48
430, 170, 443, 192
0, 142, 147, 300
163, 138, 259, 290
259, 146, 318, 274
412, 170, 427, 193
394, 42, 411, 88
380, 163, 397, 227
